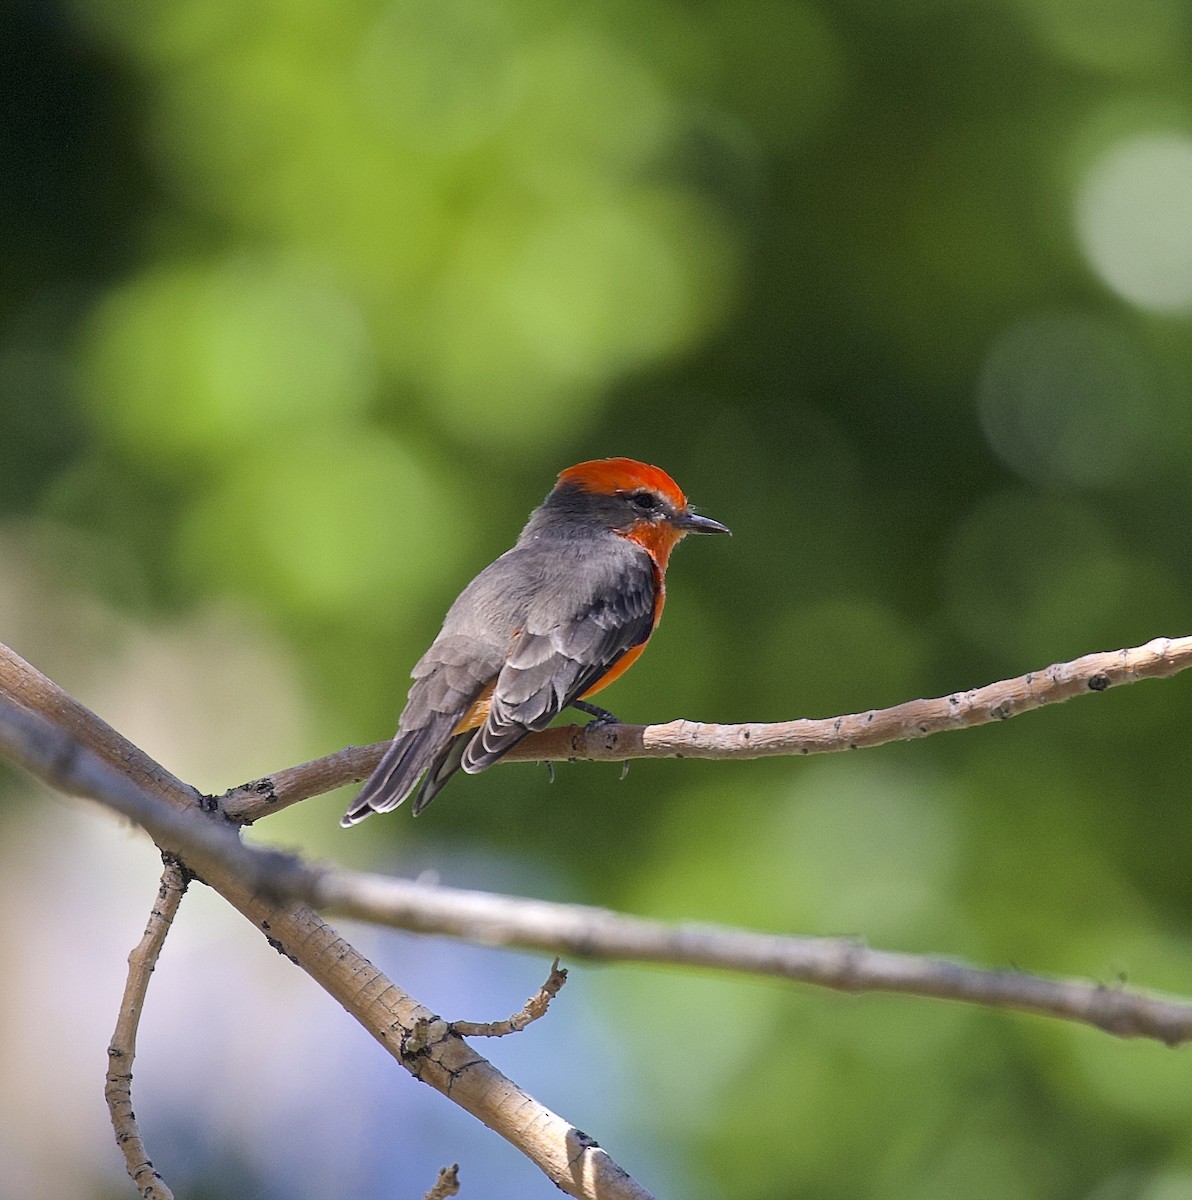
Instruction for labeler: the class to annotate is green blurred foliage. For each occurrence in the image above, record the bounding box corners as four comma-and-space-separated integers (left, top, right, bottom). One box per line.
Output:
4, 0, 1192, 1195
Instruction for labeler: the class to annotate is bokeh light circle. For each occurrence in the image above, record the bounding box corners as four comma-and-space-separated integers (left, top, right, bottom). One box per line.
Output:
1075, 132, 1192, 312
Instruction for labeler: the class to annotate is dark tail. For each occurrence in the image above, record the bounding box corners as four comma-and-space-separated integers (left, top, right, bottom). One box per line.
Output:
411, 732, 470, 815
340, 714, 465, 826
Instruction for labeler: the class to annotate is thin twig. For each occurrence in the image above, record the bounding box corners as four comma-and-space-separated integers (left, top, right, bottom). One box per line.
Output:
106, 861, 189, 1200
425, 1164, 461, 1200
451, 959, 568, 1038
219, 635, 1192, 823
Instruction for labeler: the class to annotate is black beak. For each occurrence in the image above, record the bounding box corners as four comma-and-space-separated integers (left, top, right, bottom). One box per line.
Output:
675, 510, 731, 535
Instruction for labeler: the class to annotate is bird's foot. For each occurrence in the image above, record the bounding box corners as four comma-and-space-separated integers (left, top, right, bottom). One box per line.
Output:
571, 700, 620, 726
570, 701, 629, 779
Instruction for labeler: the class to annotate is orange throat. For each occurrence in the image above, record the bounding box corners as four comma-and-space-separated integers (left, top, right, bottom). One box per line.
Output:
622, 521, 684, 571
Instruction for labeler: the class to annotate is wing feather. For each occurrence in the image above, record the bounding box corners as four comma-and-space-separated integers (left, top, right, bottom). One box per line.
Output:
461, 550, 657, 773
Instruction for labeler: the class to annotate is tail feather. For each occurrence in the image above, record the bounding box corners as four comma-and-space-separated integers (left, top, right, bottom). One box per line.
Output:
340, 713, 462, 826
411, 732, 470, 815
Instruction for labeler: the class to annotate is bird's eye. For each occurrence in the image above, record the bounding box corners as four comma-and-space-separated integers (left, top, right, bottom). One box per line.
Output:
627, 490, 660, 513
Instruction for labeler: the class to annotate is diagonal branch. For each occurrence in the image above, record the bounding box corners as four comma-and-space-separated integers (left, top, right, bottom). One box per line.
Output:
219, 635, 1192, 823
0, 643, 654, 1200
0, 643, 197, 801
106, 861, 189, 1200
0, 694, 314, 899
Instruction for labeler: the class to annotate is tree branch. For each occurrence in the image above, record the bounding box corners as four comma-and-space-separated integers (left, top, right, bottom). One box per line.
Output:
0, 693, 313, 899
6, 639, 1192, 1049
0, 643, 198, 801
305, 871, 1192, 1046
0, 643, 654, 1200
106, 861, 188, 1200
219, 635, 1192, 823
8, 633, 1192, 1192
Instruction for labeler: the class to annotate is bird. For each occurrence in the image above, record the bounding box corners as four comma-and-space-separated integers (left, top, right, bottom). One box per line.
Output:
341, 458, 730, 826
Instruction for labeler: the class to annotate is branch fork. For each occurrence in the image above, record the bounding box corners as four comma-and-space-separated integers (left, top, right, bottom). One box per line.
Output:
4, 636, 1192, 1198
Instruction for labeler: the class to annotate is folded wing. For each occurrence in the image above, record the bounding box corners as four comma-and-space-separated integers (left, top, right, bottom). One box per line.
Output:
461, 550, 657, 773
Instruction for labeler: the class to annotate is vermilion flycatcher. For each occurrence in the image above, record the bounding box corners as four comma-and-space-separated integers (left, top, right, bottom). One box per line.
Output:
342, 458, 729, 824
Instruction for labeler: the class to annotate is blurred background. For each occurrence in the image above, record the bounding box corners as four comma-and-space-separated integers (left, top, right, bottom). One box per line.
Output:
3, 0, 1192, 1196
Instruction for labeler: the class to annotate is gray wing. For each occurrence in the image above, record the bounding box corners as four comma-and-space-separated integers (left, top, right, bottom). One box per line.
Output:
460, 545, 657, 773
